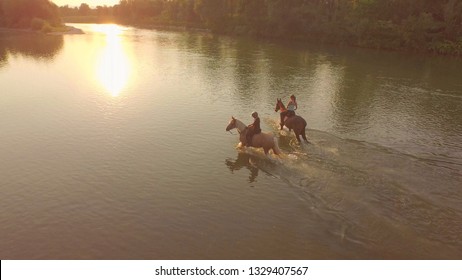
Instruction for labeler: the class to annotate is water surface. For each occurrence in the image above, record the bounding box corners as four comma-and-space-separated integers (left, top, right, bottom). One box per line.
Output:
1, 24, 461, 259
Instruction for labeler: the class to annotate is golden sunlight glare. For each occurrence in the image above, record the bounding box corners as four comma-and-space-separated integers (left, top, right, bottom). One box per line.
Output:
94, 24, 131, 97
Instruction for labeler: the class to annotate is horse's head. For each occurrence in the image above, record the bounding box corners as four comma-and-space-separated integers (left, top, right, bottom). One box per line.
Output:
226, 116, 237, 131
275, 98, 284, 112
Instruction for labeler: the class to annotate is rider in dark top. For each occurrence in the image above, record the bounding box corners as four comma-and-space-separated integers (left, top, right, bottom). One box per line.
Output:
246, 111, 261, 146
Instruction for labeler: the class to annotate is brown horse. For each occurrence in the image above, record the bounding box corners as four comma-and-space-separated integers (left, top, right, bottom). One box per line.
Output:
275, 98, 309, 143
226, 117, 281, 155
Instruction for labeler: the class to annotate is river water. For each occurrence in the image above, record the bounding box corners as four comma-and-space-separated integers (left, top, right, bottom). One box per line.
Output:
1, 24, 461, 259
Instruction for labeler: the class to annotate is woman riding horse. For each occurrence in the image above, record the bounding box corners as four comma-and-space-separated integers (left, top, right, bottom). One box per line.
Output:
280, 95, 298, 125
226, 116, 281, 155
275, 98, 309, 143
245, 111, 261, 146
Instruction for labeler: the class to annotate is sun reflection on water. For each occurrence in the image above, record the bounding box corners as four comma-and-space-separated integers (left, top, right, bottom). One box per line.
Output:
94, 24, 131, 97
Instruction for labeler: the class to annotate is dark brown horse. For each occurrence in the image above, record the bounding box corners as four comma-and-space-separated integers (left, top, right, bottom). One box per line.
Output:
275, 98, 309, 143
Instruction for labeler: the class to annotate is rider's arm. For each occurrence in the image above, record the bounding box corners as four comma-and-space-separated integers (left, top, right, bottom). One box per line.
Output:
249, 118, 259, 128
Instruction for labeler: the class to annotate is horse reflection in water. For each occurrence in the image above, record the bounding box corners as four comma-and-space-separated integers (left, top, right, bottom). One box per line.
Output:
226, 116, 281, 156
275, 98, 309, 143
225, 153, 259, 183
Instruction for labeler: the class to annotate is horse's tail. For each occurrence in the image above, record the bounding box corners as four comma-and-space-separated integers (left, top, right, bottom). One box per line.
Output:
301, 117, 309, 143
302, 117, 307, 128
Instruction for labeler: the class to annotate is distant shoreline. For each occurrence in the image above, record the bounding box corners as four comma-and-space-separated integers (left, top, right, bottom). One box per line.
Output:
49, 25, 84, 35
0, 27, 36, 34
0, 25, 84, 35
63, 18, 210, 34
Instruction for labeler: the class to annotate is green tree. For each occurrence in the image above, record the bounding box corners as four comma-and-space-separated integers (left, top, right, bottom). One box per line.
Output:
78, 3, 91, 16
194, 0, 229, 31
1, 0, 61, 28
99, 0, 462, 55
0, 0, 5, 26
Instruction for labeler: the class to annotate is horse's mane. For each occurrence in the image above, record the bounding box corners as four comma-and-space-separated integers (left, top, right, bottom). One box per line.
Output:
277, 99, 287, 111
233, 118, 247, 132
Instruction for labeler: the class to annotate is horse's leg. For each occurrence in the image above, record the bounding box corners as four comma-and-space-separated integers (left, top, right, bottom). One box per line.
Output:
301, 128, 309, 143
284, 118, 291, 132
279, 113, 284, 130
263, 147, 269, 155
239, 133, 247, 147
295, 131, 302, 143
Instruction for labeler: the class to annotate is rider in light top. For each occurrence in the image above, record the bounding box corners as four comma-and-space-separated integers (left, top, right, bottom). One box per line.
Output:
280, 95, 297, 127
286, 94, 297, 117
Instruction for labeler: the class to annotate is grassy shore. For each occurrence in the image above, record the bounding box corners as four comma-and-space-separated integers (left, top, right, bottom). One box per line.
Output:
0, 25, 83, 35
0, 27, 36, 33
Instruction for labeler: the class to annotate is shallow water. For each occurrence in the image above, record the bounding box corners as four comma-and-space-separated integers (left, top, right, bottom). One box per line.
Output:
0, 24, 461, 259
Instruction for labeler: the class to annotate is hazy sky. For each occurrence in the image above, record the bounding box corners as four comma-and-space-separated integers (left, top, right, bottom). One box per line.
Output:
52, 0, 120, 8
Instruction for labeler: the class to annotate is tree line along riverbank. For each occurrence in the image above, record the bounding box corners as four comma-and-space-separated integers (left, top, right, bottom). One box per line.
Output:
1, 0, 462, 56
60, 0, 462, 56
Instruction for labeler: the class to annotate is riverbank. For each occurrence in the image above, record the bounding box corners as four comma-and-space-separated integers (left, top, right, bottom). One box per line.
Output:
56, 1, 462, 57
48, 25, 84, 35
0, 27, 36, 34
63, 17, 210, 34
0, 25, 84, 35
60, 17, 462, 58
